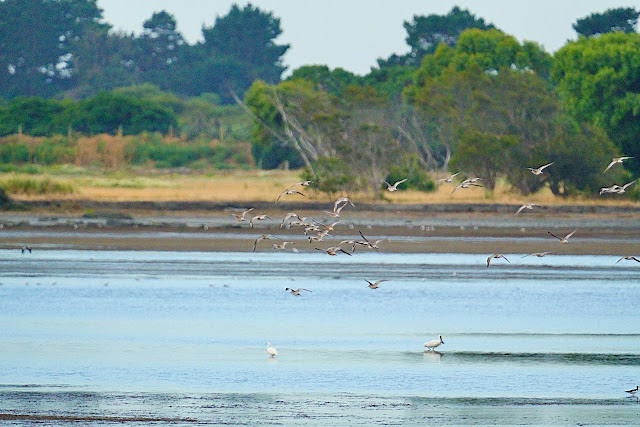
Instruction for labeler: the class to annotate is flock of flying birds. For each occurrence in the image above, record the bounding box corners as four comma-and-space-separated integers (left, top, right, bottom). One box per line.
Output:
228, 155, 639, 368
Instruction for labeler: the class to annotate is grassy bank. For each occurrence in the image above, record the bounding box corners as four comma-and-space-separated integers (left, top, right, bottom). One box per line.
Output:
0, 166, 639, 207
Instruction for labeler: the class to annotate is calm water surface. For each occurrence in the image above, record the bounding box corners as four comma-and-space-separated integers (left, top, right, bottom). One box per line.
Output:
1, 248, 639, 424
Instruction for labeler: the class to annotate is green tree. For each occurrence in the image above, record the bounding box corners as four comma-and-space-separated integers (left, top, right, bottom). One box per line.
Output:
137, 11, 185, 90
450, 130, 517, 191
573, 7, 640, 37
73, 92, 178, 135
196, 4, 290, 103
552, 32, 640, 174
0, 0, 107, 98
413, 28, 552, 81
287, 65, 361, 96
391, 6, 495, 67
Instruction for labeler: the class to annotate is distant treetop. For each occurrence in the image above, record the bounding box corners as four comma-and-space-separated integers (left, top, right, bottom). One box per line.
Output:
573, 7, 640, 37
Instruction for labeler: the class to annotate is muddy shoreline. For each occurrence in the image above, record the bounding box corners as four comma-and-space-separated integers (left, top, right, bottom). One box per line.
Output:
1, 201, 639, 255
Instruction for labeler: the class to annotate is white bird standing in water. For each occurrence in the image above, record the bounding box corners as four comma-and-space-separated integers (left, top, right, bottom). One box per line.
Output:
423, 335, 444, 351
266, 342, 278, 358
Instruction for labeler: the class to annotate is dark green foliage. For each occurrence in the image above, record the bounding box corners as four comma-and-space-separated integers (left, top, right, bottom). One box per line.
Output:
573, 7, 640, 37
385, 154, 435, 192
0, 97, 73, 136
552, 32, 640, 175
301, 157, 357, 196
287, 65, 361, 96
0, 187, 10, 207
399, 6, 496, 66
73, 92, 178, 135
0, 0, 107, 98
125, 136, 251, 169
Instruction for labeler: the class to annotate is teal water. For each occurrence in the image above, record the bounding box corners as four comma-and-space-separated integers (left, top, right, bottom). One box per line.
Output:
1, 249, 639, 424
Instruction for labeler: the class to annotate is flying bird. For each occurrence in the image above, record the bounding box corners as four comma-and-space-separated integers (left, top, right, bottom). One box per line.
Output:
250, 214, 270, 228
437, 172, 461, 184
487, 254, 510, 267
21, 246, 32, 253
252, 234, 272, 251
358, 230, 387, 251
315, 247, 352, 256
614, 256, 640, 264
515, 203, 541, 215
527, 162, 553, 175
333, 197, 355, 212
229, 208, 254, 222
423, 335, 444, 351
547, 229, 577, 244
383, 178, 408, 192
449, 181, 482, 196
287, 180, 312, 188
521, 252, 553, 258
604, 156, 633, 173
285, 287, 312, 296
365, 279, 387, 289
625, 385, 638, 396
272, 241, 295, 250
280, 212, 301, 228
614, 180, 636, 194
276, 189, 306, 202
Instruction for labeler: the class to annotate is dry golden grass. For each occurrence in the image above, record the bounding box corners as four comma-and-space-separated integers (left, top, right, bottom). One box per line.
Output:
2, 169, 639, 206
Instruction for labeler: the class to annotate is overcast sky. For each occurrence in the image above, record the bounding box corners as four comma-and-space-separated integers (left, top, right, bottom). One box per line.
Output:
99, 0, 640, 76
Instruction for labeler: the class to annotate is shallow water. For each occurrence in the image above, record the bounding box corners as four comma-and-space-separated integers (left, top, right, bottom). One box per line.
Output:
1, 249, 639, 424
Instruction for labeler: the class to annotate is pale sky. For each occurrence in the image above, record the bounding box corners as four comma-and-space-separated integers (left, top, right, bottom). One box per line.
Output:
99, 0, 640, 76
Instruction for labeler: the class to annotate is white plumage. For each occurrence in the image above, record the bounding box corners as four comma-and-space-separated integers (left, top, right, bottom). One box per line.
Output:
266, 342, 278, 358
423, 335, 444, 351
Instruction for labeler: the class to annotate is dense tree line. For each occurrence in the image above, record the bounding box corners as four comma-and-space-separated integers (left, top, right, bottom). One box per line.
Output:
0, 1, 288, 103
0, 2, 639, 199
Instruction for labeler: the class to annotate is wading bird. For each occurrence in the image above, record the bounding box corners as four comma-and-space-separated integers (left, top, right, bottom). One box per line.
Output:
285, 287, 312, 296
423, 335, 444, 351
625, 385, 638, 397
487, 254, 510, 267
527, 162, 553, 175
266, 342, 278, 358
604, 156, 633, 173
365, 279, 387, 289
547, 229, 577, 244
383, 178, 408, 192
